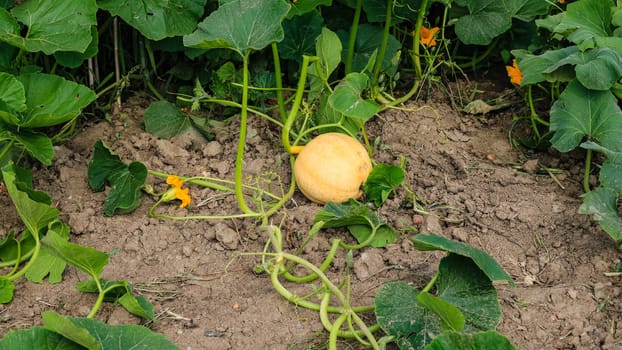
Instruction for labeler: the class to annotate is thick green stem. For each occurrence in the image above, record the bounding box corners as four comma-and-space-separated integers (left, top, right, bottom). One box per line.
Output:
282, 55, 318, 153
421, 271, 439, 293
411, 0, 430, 80
271, 43, 287, 122
371, 0, 393, 97
584, 148, 593, 193
282, 238, 341, 283
235, 53, 256, 215
345, 0, 363, 74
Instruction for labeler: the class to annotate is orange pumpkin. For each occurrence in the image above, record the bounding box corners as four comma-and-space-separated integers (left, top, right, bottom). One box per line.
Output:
294, 132, 372, 204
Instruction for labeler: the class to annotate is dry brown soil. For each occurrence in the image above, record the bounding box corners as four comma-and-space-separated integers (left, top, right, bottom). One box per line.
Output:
1, 80, 622, 350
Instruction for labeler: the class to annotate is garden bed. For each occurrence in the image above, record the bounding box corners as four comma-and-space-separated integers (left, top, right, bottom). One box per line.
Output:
2, 79, 621, 349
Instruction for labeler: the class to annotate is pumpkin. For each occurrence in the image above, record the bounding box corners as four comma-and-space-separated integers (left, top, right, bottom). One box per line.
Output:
293, 132, 372, 204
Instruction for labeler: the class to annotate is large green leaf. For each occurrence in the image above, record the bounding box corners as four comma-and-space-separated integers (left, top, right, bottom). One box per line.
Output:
375, 282, 441, 349
1, 163, 59, 236
375, 255, 503, 349
412, 233, 514, 286
362, 0, 423, 24
452, 0, 548, 45
54, 26, 99, 68
553, 0, 612, 49
0, 73, 96, 129
43, 311, 102, 350
143, 100, 192, 138
41, 229, 109, 280
0, 72, 25, 116
88, 140, 127, 192
98, 0, 206, 41
545, 48, 622, 91
0, 326, 84, 349
0, 124, 54, 165
25, 220, 69, 284
579, 187, 622, 245
328, 72, 380, 121
425, 330, 517, 350
513, 47, 580, 86
436, 254, 502, 332
581, 141, 622, 193
278, 11, 323, 62
183, 0, 291, 56
550, 80, 622, 153
0, 0, 97, 54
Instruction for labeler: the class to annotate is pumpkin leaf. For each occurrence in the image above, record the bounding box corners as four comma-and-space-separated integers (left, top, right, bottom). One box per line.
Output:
550, 80, 622, 153
579, 187, 622, 246
425, 330, 518, 350
314, 199, 397, 247
329, 72, 380, 122
364, 163, 404, 206
183, 0, 290, 56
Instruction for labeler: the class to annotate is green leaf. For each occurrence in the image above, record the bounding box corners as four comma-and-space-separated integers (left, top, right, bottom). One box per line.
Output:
118, 294, 156, 321
41, 229, 109, 280
579, 187, 622, 245
314, 199, 397, 247
40, 312, 181, 350
103, 161, 148, 216
341, 23, 401, 74
412, 233, 515, 286
329, 72, 380, 121
553, 0, 612, 48
54, 26, 99, 68
0, 0, 97, 54
87, 140, 148, 216
0, 123, 54, 165
581, 142, 622, 193
98, 0, 206, 41
308, 27, 342, 102
550, 80, 622, 153
513, 47, 580, 86
0, 278, 15, 304
436, 254, 502, 332
279, 11, 323, 62
43, 311, 102, 350
77, 279, 155, 320
375, 255, 503, 349
183, 0, 291, 56
144, 100, 192, 139
348, 224, 397, 248
545, 48, 622, 90
287, 0, 331, 18
362, 0, 423, 24
87, 140, 127, 192
25, 220, 69, 284
0, 326, 84, 349
0, 72, 26, 116
1, 163, 59, 236
425, 330, 518, 350
453, 0, 548, 45
364, 163, 404, 206
375, 281, 441, 349
417, 291, 465, 332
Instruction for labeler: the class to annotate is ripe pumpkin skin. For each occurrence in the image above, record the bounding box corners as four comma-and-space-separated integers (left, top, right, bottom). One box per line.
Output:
294, 132, 372, 204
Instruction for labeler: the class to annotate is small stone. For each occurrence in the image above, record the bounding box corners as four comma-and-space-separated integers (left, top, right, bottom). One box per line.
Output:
182, 245, 193, 257
353, 250, 385, 280
522, 159, 539, 174
203, 141, 223, 157
423, 214, 443, 234
215, 223, 239, 250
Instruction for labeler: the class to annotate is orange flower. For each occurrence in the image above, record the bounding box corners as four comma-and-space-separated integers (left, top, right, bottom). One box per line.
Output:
420, 26, 439, 47
559, 0, 565, 3
506, 59, 523, 86
163, 175, 192, 208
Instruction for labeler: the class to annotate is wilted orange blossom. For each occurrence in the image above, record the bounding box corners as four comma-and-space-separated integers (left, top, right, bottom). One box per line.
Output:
420, 26, 439, 47
506, 59, 523, 85
163, 175, 192, 208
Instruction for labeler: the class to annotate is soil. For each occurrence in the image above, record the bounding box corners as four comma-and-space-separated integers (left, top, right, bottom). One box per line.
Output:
1, 78, 622, 350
